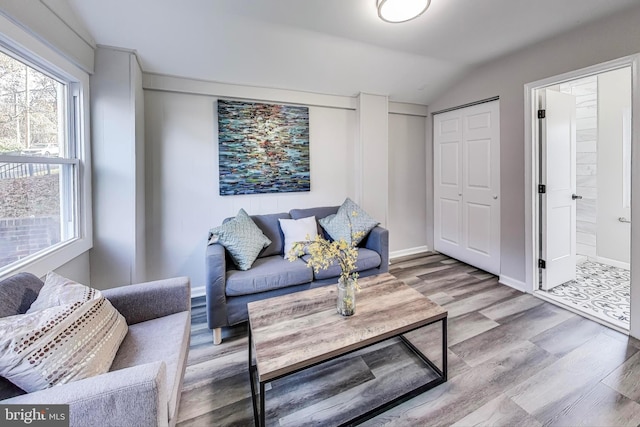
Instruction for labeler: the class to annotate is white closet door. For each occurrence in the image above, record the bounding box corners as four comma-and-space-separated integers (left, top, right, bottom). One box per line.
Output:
434, 101, 500, 274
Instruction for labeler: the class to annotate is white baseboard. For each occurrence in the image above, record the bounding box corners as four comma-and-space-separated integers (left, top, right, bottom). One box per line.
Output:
591, 256, 630, 271
499, 274, 527, 293
389, 246, 430, 260
191, 286, 206, 299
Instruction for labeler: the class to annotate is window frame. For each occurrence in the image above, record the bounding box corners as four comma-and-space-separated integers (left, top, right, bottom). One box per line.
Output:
0, 17, 92, 280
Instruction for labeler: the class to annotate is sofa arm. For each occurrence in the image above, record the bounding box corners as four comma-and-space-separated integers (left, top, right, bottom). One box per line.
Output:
364, 226, 389, 272
205, 243, 228, 329
2, 362, 169, 427
102, 277, 190, 325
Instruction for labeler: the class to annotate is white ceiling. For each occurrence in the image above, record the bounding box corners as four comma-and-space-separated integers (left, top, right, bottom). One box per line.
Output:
67, 0, 639, 104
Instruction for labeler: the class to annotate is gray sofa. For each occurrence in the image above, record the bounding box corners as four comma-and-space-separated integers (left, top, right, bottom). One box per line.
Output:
0, 272, 191, 427
206, 205, 389, 344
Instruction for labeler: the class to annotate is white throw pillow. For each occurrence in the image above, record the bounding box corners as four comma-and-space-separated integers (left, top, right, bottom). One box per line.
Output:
279, 216, 319, 256
0, 297, 128, 392
27, 271, 100, 313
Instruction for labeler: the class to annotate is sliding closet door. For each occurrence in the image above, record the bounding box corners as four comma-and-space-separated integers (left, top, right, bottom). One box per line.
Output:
434, 100, 500, 274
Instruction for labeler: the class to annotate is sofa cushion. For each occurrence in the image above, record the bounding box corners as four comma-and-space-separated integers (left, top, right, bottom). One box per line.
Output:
209, 208, 272, 270
279, 216, 318, 256
290, 206, 338, 238
27, 271, 100, 313
249, 212, 290, 257
226, 256, 313, 296
304, 248, 382, 280
110, 311, 190, 422
319, 198, 379, 246
318, 210, 351, 244
0, 297, 128, 392
0, 273, 43, 318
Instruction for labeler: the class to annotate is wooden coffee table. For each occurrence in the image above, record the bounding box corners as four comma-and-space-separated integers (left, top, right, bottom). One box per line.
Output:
247, 273, 447, 426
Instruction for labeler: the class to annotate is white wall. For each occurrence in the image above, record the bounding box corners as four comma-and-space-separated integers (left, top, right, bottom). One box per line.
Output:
558, 77, 598, 259
388, 113, 428, 255
426, 4, 640, 286
144, 79, 428, 291
54, 251, 90, 285
357, 93, 389, 227
90, 47, 146, 290
597, 67, 631, 265
144, 89, 356, 288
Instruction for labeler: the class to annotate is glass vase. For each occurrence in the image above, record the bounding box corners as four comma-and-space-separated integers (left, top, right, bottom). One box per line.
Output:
337, 277, 356, 316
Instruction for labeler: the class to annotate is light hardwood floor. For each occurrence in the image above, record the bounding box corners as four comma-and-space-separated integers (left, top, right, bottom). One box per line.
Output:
177, 253, 640, 426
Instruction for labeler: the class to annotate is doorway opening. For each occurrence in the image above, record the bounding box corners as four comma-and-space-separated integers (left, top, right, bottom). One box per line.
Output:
526, 59, 636, 333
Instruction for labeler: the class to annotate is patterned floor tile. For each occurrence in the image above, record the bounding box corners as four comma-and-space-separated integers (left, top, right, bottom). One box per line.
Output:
545, 261, 629, 329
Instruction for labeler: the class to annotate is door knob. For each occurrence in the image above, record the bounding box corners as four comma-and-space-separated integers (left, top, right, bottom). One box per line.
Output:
572, 194, 582, 200
493, 195, 498, 200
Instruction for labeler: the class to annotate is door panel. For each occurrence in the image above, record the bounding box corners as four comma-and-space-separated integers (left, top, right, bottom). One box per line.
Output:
466, 139, 491, 188
439, 143, 459, 186
541, 89, 577, 290
440, 198, 460, 244
434, 100, 500, 274
466, 202, 491, 254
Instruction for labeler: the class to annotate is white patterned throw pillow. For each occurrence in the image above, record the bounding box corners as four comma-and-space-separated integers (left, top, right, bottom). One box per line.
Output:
0, 296, 127, 392
208, 208, 272, 270
319, 198, 379, 246
27, 271, 100, 313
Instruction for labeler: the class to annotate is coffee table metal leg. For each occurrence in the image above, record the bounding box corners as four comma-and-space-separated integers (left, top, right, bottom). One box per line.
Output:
260, 381, 265, 426
248, 328, 260, 427
442, 318, 448, 381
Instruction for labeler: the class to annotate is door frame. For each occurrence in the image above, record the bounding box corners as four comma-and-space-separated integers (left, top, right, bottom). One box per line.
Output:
524, 53, 640, 335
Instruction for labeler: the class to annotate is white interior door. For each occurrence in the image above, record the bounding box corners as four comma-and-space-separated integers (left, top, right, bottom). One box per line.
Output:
540, 89, 577, 290
434, 100, 500, 274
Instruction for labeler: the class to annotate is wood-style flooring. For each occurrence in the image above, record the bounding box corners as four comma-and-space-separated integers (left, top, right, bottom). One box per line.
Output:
177, 253, 640, 426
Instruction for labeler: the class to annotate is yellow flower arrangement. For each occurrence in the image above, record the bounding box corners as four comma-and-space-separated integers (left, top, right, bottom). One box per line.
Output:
287, 233, 361, 286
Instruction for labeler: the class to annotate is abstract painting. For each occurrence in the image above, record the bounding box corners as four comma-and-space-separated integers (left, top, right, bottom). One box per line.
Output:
217, 100, 310, 195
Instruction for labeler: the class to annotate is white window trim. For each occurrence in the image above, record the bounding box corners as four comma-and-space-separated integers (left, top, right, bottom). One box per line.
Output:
0, 14, 92, 281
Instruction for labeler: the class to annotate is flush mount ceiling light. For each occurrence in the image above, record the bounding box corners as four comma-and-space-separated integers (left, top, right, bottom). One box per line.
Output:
377, 0, 431, 23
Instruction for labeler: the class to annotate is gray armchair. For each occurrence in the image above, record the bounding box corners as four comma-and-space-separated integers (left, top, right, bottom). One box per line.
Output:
0, 273, 191, 427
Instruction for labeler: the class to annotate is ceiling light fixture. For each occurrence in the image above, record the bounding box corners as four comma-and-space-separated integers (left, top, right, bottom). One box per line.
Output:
377, 0, 431, 23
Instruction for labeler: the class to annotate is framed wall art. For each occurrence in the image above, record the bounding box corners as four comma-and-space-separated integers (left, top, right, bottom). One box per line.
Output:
217, 99, 310, 196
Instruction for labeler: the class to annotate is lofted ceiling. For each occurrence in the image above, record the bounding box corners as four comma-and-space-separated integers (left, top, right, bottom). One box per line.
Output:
67, 0, 639, 104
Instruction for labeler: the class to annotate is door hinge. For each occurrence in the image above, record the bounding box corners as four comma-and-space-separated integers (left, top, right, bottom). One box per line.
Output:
538, 259, 546, 269
538, 109, 546, 119
538, 184, 546, 194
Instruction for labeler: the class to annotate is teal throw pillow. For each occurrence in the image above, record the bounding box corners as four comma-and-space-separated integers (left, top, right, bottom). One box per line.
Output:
319, 198, 379, 246
208, 209, 271, 270
319, 210, 352, 244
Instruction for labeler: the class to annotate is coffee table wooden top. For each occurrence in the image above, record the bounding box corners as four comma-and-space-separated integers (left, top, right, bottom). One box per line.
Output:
248, 273, 447, 382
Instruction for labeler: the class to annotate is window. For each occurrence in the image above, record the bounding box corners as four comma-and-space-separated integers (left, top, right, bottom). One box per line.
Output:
0, 45, 88, 276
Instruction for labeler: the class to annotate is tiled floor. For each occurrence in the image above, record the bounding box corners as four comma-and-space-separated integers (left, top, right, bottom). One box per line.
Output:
545, 261, 630, 329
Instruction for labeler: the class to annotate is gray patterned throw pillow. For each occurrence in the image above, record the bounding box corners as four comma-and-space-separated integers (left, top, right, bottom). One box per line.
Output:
208, 208, 272, 270
319, 198, 379, 246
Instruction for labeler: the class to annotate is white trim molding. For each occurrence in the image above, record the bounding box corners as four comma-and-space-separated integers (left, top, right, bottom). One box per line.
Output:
593, 256, 631, 271
142, 72, 357, 110
390, 246, 430, 260
499, 275, 527, 293
191, 286, 206, 299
